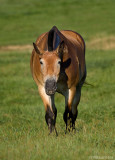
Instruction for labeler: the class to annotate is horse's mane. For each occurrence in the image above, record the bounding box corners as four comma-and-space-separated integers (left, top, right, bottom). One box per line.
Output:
48, 26, 61, 51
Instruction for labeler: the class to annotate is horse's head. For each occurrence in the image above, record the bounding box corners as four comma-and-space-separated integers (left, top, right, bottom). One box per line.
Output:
33, 41, 68, 96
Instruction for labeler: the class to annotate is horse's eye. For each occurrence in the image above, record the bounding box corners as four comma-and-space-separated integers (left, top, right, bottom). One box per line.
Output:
58, 61, 61, 65
40, 60, 43, 65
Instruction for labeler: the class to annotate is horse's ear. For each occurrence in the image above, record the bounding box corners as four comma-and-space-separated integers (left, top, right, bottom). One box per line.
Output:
56, 41, 68, 58
33, 43, 42, 55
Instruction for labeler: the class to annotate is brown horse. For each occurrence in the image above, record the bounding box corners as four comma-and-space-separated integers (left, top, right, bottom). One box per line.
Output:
30, 26, 86, 135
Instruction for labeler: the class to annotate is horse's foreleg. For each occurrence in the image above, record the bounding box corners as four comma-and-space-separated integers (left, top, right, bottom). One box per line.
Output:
63, 85, 81, 132
45, 105, 57, 134
63, 87, 76, 132
38, 86, 57, 135
71, 85, 81, 130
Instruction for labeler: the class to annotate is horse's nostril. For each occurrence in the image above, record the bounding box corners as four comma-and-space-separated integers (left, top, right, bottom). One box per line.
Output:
46, 79, 56, 88
45, 79, 57, 95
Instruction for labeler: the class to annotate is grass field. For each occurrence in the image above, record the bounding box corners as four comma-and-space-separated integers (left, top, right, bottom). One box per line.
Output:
0, 0, 115, 160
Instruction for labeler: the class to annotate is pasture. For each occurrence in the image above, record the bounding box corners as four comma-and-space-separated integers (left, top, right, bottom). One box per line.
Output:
0, 0, 115, 160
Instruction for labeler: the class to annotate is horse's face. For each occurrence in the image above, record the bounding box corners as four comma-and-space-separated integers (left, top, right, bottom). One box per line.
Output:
33, 41, 67, 95
39, 52, 61, 95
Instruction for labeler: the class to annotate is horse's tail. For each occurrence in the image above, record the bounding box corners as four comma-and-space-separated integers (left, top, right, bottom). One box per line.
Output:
84, 81, 95, 87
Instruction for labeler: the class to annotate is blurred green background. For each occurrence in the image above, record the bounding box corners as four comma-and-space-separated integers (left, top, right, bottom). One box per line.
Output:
0, 0, 114, 45
0, 0, 115, 160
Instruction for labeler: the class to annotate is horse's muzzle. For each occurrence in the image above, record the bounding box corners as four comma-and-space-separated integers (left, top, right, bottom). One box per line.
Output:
45, 79, 57, 95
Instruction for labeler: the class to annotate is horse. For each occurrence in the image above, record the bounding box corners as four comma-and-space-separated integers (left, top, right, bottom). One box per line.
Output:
30, 26, 86, 135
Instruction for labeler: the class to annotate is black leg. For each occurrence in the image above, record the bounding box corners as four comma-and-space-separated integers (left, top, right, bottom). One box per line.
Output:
72, 110, 78, 131
45, 106, 57, 135
63, 108, 78, 132
63, 108, 71, 132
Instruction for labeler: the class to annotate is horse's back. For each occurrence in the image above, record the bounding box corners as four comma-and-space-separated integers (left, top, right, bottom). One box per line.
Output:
61, 30, 85, 53
35, 29, 85, 54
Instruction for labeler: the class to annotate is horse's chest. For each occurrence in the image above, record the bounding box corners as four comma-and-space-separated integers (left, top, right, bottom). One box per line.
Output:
56, 72, 68, 95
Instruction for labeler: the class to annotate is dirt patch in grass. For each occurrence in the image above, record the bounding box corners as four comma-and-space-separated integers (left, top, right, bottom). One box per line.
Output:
87, 36, 115, 50
0, 45, 33, 52
0, 36, 115, 52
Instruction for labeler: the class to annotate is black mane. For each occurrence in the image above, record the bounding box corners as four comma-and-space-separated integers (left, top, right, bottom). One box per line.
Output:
48, 26, 60, 51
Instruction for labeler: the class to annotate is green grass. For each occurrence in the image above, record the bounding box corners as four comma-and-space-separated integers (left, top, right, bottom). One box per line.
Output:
0, 0, 115, 45
0, 0, 115, 160
0, 50, 115, 160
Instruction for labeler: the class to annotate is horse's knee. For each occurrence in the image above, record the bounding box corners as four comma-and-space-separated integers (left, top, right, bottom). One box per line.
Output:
45, 106, 57, 133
